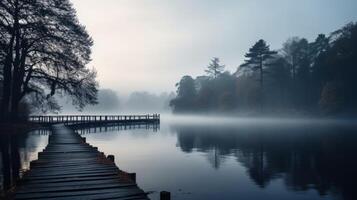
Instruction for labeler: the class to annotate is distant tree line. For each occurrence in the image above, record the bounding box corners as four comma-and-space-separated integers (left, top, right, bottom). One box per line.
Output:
58, 89, 174, 114
125, 91, 174, 113
170, 22, 357, 115
0, 0, 97, 121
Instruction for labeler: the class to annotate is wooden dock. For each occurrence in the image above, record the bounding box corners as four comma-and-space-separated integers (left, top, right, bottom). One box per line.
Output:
13, 124, 149, 200
29, 114, 160, 125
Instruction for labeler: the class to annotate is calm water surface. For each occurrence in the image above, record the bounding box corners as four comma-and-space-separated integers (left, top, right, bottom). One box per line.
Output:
83, 116, 357, 200
1, 116, 357, 200
0, 129, 48, 194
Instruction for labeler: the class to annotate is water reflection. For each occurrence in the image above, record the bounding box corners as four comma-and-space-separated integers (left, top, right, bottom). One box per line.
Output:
0, 134, 21, 193
0, 128, 48, 196
73, 122, 160, 135
172, 123, 357, 200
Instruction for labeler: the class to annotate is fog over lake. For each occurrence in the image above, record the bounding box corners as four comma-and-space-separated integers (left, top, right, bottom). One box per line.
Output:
1, 0, 357, 199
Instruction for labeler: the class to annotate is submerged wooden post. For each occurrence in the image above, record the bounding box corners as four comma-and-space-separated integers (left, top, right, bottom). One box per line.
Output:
160, 191, 171, 200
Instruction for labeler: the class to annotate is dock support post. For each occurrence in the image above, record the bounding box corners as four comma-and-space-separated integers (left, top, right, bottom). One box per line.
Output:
160, 191, 171, 200
107, 155, 115, 162
129, 173, 136, 182
30, 160, 38, 168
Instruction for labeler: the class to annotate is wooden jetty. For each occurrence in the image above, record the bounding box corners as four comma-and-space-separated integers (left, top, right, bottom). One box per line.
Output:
13, 124, 149, 200
29, 114, 160, 125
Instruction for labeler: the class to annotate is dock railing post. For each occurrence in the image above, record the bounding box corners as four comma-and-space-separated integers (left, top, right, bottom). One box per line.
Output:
107, 155, 115, 162
160, 191, 171, 200
129, 173, 136, 182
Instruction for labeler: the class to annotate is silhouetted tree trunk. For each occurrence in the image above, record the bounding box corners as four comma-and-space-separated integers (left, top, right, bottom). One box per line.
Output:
10, 135, 20, 183
259, 55, 264, 111
0, 135, 11, 191
1, 34, 15, 119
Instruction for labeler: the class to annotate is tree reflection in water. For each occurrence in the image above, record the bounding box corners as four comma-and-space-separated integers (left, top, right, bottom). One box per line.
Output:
0, 128, 48, 196
173, 123, 357, 200
0, 131, 27, 194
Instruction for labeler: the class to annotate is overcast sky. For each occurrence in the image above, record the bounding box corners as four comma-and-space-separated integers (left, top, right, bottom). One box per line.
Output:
71, 0, 357, 96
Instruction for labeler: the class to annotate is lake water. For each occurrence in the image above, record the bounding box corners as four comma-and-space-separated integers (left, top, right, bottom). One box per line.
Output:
0, 128, 48, 195
1, 115, 357, 200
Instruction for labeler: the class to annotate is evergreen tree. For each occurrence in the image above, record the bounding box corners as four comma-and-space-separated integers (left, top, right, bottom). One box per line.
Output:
240, 39, 277, 110
309, 34, 330, 105
321, 22, 357, 111
205, 57, 225, 79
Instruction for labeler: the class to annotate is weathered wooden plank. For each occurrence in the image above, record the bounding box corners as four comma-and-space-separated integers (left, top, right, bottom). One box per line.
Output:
17, 179, 131, 189
28, 165, 118, 173
15, 188, 146, 199
23, 193, 149, 200
22, 171, 119, 182
26, 168, 121, 178
30, 161, 108, 168
16, 183, 138, 194
20, 175, 125, 185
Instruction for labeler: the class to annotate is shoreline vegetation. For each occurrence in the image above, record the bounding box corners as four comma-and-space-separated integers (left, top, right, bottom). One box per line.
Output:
170, 22, 357, 117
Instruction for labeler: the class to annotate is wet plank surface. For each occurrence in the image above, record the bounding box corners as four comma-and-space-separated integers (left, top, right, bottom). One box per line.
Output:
14, 124, 149, 200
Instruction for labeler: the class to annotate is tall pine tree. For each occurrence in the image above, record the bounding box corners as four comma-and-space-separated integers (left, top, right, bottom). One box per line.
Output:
205, 57, 225, 79
240, 39, 277, 110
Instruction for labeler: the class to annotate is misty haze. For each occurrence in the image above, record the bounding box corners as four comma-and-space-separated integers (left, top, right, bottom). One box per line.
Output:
1, 0, 357, 200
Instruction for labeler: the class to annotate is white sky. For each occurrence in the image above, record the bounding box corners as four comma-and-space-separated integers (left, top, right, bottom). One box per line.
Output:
71, 0, 357, 96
